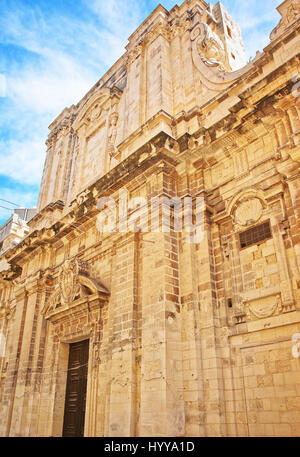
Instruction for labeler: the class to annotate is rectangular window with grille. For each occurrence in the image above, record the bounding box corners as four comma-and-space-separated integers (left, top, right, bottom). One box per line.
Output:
239, 221, 272, 249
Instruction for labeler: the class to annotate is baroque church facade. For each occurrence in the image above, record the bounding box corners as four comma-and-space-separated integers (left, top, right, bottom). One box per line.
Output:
0, 0, 300, 437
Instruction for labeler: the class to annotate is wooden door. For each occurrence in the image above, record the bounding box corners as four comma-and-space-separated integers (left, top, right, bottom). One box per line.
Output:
62, 339, 89, 437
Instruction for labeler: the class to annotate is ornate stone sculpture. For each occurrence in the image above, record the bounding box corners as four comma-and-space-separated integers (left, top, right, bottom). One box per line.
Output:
107, 111, 120, 169
89, 103, 101, 122
190, 20, 256, 92
227, 189, 267, 229
44, 258, 109, 317
59, 259, 82, 306
196, 22, 226, 71
108, 113, 118, 155
234, 198, 263, 227
270, 0, 300, 41
245, 295, 282, 320
0, 300, 15, 321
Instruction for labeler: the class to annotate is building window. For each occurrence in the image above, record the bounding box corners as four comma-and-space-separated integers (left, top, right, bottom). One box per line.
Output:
227, 26, 232, 38
239, 221, 272, 249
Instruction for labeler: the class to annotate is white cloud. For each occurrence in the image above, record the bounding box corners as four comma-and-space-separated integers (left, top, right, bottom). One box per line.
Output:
0, 138, 46, 185
0, 75, 7, 98
0, 0, 148, 194
7, 54, 96, 115
86, 0, 145, 34
0, 188, 37, 222
0, 0, 282, 209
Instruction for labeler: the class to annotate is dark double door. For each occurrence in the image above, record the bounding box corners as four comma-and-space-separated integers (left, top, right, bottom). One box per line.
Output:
63, 340, 89, 437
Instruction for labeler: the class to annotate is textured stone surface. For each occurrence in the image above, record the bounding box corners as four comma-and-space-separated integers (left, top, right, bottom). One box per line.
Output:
0, 0, 300, 437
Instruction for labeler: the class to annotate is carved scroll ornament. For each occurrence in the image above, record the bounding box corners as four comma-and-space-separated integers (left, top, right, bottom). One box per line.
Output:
194, 22, 227, 71
191, 23, 256, 91
270, 0, 300, 41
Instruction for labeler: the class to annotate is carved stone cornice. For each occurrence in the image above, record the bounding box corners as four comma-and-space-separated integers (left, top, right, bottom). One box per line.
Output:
14, 284, 27, 302
288, 144, 300, 164
2, 132, 180, 267
0, 262, 22, 282
25, 273, 47, 296
126, 45, 143, 67
28, 200, 64, 229
275, 152, 300, 179
47, 111, 76, 143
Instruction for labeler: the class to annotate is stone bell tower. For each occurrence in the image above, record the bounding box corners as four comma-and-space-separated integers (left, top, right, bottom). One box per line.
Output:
212, 2, 248, 70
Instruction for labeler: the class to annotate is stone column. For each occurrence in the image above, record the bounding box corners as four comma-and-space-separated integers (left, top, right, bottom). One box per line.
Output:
106, 234, 139, 436
26, 277, 52, 436
195, 205, 227, 437
139, 226, 184, 437
74, 124, 88, 196
0, 285, 27, 436
275, 154, 300, 307
178, 228, 206, 436
275, 96, 300, 273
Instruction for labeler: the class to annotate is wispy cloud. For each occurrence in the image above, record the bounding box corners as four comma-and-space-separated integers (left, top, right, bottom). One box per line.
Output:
0, 138, 45, 185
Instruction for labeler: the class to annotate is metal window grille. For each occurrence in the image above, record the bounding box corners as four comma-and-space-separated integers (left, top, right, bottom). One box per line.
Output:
239, 221, 272, 249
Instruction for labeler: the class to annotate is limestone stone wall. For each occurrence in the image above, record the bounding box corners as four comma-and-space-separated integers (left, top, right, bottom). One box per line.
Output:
0, 0, 300, 437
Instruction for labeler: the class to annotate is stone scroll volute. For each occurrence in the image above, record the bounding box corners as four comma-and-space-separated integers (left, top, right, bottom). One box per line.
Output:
190, 15, 257, 92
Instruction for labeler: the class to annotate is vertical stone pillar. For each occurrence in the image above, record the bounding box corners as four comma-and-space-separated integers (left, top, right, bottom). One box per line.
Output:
26, 278, 52, 436
0, 285, 27, 436
0, 297, 15, 432
37, 139, 53, 211
275, 155, 300, 305
139, 227, 184, 437
285, 176, 300, 277
107, 235, 139, 436
268, 212, 295, 310
8, 279, 42, 436
275, 97, 300, 273
179, 232, 206, 436
53, 127, 70, 202
195, 206, 227, 437
74, 124, 87, 195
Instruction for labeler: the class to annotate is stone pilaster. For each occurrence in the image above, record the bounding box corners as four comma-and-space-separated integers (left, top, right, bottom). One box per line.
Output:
139, 227, 184, 436
106, 235, 139, 436
0, 285, 27, 436
8, 278, 43, 436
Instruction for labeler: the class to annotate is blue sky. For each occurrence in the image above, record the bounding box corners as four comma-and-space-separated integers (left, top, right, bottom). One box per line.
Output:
0, 0, 280, 225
